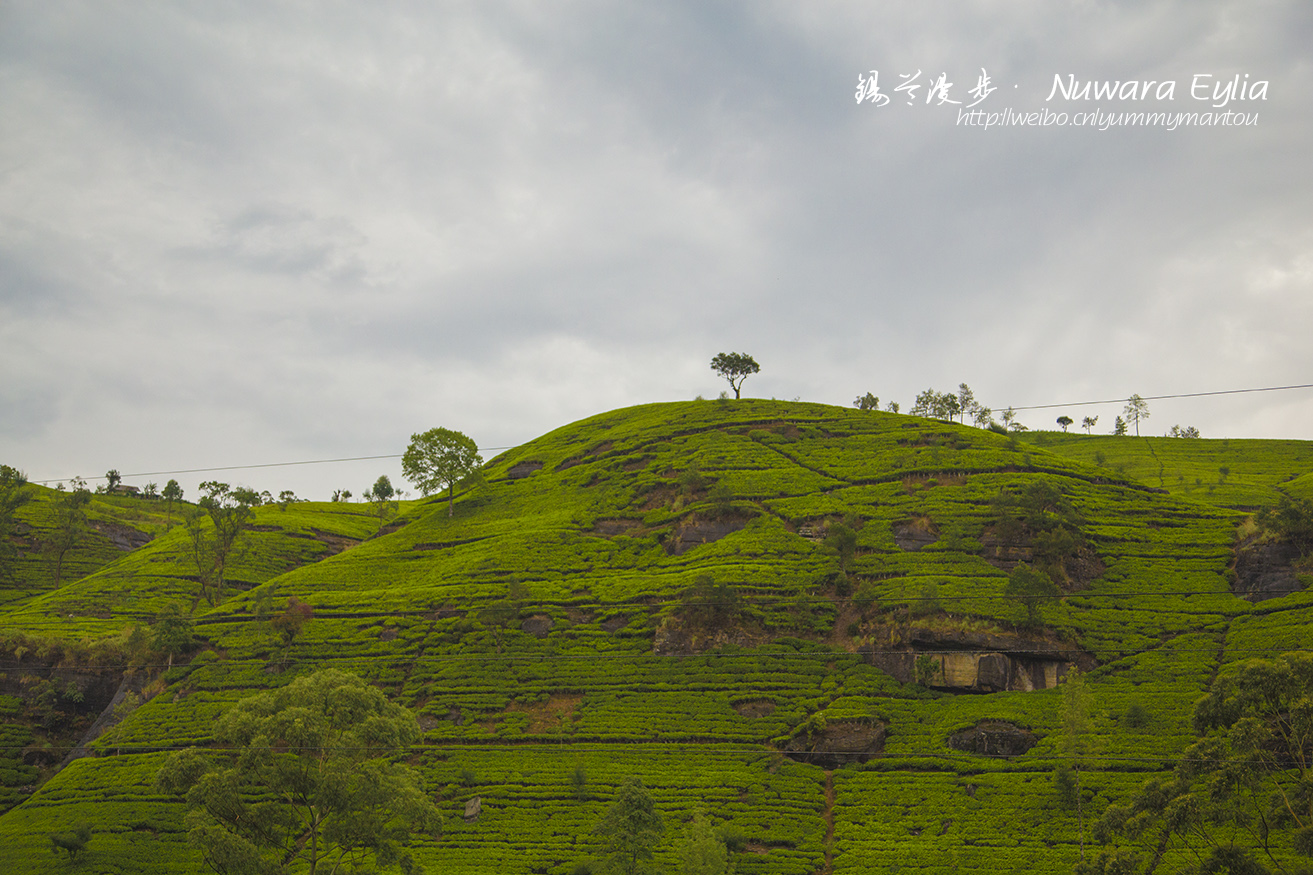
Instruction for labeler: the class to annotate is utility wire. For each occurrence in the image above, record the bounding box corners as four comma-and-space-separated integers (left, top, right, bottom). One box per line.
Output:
27, 380, 1313, 484
1005, 382, 1313, 412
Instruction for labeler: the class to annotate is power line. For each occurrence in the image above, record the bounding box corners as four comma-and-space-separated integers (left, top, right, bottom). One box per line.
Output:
1005, 382, 1313, 412
25, 380, 1312, 485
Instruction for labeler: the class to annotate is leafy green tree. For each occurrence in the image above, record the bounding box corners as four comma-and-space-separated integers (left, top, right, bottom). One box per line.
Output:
155, 669, 439, 875
49, 824, 92, 861
186, 482, 261, 605
365, 475, 398, 534
823, 522, 858, 576
1081, 416, 1098, 435
1057, 416, 1074, 432
270, 596, 313, 648
402, 427, 483, 518
677, 810, 728, 875
105, 469, 122, 491
162, 479, 183, 524
45, 477, 91, 587
1061, 666, 1095, 859
1004, 563, 1058, 628
594, 777, 664, 875
1122, 395, 1149, 436
276, 489, 297, 510
680, 575, 742, 633
853, 392, 880, 411
1257, 494, 1313, 557
709, 352, 759, 399
1088, 652, 1313, 875
0, 465, 31, 583
151, 603, 196, 668
1112, 416, 1127, 436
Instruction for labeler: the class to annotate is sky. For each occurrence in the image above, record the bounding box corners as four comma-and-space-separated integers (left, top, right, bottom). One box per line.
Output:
2, 1, 1310, 501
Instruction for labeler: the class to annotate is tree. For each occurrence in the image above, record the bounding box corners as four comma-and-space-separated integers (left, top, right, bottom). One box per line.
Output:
709, 352, 759, 400
0, 465, 31, 583
49, 825, 92, 861
1004, 563, 1058, 628
1169, 424, 1201, 438
1060, 666, 1095, 859
152, 603, 196, 668
365, 475, 398, 535
1122, 394, 1150, 436
677, 810, 728, 875
886, 401, 900, 414
1057, 416, 1074, 433
957, 383, 977, 423
1081, 416, 1098, 435
162, 479, 184, 525
402, 427, 483, 518
1001, 407, 1018, 430
106, 469, 122, 491
594, 777, 663, 875
155, 669, 439, 875
823, 522, 859, 577
972, 404, 994, 429
853, 392, 880, 411
1088, 652, 1313, 875
186, 482, 261, 605
1112, 416, 1127, 436
276, 490, 297, 510
45, 477, 91, 588
1257, 494, 1313, 558
270, 596, 314, 648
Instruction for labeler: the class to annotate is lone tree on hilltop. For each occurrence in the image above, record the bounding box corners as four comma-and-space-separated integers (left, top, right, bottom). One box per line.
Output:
1081, 415, 1098, 435
402, 427, 483, 518
1056, 416, 1073, 433
155, 669, 439, 875
161, 479, 183, 525
186, 481, 261, 605
1122, 394, 1150, 436
710, 352, 759, 399
853, 392, 880, 411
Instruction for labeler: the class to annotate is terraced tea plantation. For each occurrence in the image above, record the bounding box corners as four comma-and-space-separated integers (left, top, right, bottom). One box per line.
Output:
2, 399, 1311, 873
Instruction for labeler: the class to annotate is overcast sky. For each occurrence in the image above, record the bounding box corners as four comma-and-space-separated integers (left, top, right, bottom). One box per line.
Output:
2, 1, 1310, 500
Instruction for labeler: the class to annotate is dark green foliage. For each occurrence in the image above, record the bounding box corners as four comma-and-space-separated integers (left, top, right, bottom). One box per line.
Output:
45, 478, 91, 588
402, 427, 482, 518
0, 465, 30, 583
1004, 563, 1058, 627
1122, 702, 1149, 729
1257, 493, 1313, 557
269, 596, 312, 647
709, 352, 759, 399
187, 482, 261, 605
593, 777, 663, 875
679, 575, 742, 633
48, 824, 91, 860
823, 523, 858, 576
155, 669, 439, 875
914, 653, 941, 686
151, 604, 195, 664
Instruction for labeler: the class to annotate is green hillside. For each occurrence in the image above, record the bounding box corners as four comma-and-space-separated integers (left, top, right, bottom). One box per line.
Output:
2, 400, 1311, 873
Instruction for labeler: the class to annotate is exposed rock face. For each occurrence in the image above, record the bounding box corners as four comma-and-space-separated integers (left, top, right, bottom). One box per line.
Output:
893, 522, 938, 551
91, 521, 151, 551
861, 626, 1089, 692
464, 796, 482, 822
784, 721, 886, 769
733, 699, 776, 718
521, 615, 553, 637
948, 720, 1037, 757
1233, 539, 1304, 602
666, 514, 749, 555
507, 461, 543, 479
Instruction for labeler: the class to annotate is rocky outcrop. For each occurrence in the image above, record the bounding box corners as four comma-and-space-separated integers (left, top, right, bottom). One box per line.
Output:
1233, 538, 1304, 602
665, 514, 749, 555
861, 626, 1091, 692
948, 720, 1037, 757
784, 720, 886, 769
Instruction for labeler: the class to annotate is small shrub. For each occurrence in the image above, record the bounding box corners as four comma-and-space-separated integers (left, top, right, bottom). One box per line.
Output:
1123, 702, 1150, 728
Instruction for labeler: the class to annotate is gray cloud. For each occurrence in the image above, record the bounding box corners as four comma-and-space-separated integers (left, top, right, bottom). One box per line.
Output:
1, 1, 1309, 498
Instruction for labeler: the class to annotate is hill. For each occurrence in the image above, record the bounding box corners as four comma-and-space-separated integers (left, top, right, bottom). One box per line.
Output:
1, 400, 1311, 873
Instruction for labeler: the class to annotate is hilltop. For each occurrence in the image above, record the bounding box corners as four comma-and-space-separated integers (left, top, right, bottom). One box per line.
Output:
1, 399, 1311, 873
